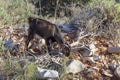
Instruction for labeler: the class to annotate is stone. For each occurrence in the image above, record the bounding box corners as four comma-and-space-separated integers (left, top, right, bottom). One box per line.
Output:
114, 66, 120, 78
93, 54, 101, 61
107, 47, 120, 53
116, 0, 120, 3
17, 57, 35, 68
102, 70, 113, 77
4, 39, 13, 49
66, 59, 85, 74
83, 67, 95, 74
108, 63, 117, 71
79, 48, 92, 57
18, 59, 27, 68
89, 43, 96, 50
60, 24, 77, 33
36, 67, 59, 79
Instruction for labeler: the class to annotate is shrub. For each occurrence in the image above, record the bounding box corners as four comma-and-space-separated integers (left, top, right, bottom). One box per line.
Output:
88, 0, 120, 41
0, 0, 36, 26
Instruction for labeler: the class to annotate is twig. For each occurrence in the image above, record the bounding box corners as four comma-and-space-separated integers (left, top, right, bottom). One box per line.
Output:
54, 0, 59, 23
25, 50, 37, 60
70, 32, 93, 47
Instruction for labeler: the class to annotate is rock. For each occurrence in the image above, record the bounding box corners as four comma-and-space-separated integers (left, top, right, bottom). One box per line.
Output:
84, 68, 95, 74
89, 43, 96, 50
89, 43, 100, 55
27, 56, 36, 62
116, 0, 120, 3
49, 49, 61, 56
107, 47, 120, 53
20, 25, 29, 30
18, 59, 27, 68
93, 54, 101, 61
102, 69, 113, 77
69, 8, 103, 29
108, 63, 117, 70
18, 57, 35, 68
83, 67, 98, 79
4, 39, 20, 56
60, 24, 78, 33
83, 49, 92, 57
36, 67, 59, 79
118, 43, 120, 47
114, 66, 120, 78
4, 39, 13, 48
46, 62, 63, 75
84, 55, 100, 64
66, 59, 85, 74
79, 48, 92, 57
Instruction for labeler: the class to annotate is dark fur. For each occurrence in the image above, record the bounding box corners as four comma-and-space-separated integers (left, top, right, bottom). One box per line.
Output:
26, 17, 70, 56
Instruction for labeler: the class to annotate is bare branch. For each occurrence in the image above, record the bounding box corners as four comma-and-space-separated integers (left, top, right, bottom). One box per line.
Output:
70, 32, 93, 47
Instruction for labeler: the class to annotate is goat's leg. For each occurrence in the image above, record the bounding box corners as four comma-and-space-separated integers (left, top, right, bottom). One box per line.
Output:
25, 29, 34, 50
45, 38, 51, 53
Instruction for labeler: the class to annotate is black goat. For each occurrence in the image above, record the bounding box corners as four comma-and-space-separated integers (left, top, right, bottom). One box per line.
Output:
26, 17, 70, 56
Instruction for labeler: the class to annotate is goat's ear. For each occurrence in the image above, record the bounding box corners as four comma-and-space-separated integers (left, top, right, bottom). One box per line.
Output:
28, 17, 34, 22
28, 17, 36, 23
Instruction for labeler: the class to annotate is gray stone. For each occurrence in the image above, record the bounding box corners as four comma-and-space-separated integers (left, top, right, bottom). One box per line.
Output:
116, 0, 120, 3
102, 70, 113, 77
18, 59, 27, 68
66, 59, 85, 74
107, 47, 120, 53
108, 63, 117, 70
17, 57, 35, 68
115, 66, 120, 78
36, 67, 59, 79
79, 48, 92, 57
93, 54, 101, 61
60, 24, 78, 33
83, 67, 95, 74
89, 43, 96, 50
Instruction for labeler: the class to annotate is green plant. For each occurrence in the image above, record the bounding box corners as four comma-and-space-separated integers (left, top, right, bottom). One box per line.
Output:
3, 56, 37, 80
7, 0, 35, 25
24, 62, 36, 80
0, 7, 11, 26
13, 62, 37, 80
88, 0, 120, 22
0, 0, 36, 27
3, 58, 21, 77
58, 56, 69, 80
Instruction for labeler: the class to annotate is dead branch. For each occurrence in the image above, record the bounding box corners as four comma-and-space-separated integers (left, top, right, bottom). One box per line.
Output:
70, 32, 94, 47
